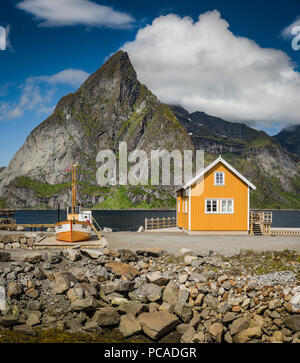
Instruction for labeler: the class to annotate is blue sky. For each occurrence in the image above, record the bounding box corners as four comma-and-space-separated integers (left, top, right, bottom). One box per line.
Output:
0, 0, 300, 166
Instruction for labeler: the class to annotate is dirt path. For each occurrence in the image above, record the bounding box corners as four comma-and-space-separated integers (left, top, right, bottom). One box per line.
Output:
104, 232, 300, 257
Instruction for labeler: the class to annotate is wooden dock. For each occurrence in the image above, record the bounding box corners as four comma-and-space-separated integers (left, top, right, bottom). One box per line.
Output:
271, 228, 300, 237
0, 209, 15, 217
34, 235, 107, 249
250, 212, 300, 237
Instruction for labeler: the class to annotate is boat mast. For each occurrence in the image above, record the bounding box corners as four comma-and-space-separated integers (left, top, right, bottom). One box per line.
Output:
72, 163, 76, 214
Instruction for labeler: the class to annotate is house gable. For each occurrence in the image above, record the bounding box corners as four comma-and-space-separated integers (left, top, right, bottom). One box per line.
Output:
175, 156, 256, 193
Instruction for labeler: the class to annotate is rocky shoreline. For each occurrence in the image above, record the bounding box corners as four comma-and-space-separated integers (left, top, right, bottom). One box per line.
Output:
0, 247, 300, 343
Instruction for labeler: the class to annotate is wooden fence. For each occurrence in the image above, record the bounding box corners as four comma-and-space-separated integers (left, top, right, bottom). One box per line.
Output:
271, 229, 300, 237
145, 217, 176, 231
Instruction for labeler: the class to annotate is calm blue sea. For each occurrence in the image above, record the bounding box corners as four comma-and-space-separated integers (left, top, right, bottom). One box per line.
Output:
13, 209, 300, 232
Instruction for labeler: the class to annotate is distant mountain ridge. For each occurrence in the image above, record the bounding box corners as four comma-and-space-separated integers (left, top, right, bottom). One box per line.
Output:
275, 125, 300, 157
169, 105, 280, 154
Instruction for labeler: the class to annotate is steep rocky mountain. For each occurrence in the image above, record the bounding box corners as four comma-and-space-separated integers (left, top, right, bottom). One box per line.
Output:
0, 51, 299, 210
170, 106, 300, 209
275, 125, 300, 157
0, 51, 193, 209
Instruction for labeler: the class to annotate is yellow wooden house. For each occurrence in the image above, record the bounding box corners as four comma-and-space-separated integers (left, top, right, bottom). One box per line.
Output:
175, 156, 256, 234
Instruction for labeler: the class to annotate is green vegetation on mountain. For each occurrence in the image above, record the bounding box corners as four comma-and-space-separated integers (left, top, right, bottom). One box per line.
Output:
0, 198, 7, 209
12, 177, 70, 198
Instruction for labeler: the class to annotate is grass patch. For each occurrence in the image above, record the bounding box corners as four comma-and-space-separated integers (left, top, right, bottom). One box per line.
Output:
93, 186, 133, 210
223, 249, 300, 276
0, 328, 150, 343
13, 177, 70, 198
0, 198, 7, 209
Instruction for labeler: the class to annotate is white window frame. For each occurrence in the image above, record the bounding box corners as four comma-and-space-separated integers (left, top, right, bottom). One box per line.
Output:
205, 198, 234, 214
219, 199, 234, 214
205, 199, 219, 214
185, 198, 188, 214
214, 172, 225, 186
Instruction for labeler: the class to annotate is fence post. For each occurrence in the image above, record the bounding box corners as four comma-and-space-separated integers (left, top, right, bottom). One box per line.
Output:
145, 218, 147, 232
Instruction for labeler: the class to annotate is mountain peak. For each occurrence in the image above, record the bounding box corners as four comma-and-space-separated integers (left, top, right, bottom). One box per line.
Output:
100, 50, 133, 74
79, 50, 136, 92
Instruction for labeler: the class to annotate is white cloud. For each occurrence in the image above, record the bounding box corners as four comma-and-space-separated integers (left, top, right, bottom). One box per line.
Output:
122, 11, 300, 128
16, 0, 135, 28
38, 68, 90, 87
281, 16, 300, 39
0, 68, 90, 121
0, 77, 54, 121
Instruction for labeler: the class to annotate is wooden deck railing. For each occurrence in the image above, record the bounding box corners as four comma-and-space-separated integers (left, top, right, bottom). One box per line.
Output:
145, 217, 176, 231
249, 212, 272, 236
250, 212, 272, 224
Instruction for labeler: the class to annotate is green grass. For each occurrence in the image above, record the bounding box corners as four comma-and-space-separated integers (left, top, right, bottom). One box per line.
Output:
13, 177, 70, 198
78, 182, 110, 196
92, 186, 176, 210
136, 196, 176, 210
223, 249, 300, 276
0, 198, 7, 208
93, 186, 133, 209
0, 328, 150, 343
250, 175, 300, 209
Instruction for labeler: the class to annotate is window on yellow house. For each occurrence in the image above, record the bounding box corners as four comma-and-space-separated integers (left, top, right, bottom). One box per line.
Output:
206, 199, 218, 214
214, 172, 225, 186
206, 199, 234, 214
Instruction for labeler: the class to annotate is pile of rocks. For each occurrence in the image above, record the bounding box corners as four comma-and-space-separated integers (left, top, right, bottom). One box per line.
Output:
0, 218, 17, 231
0, 247, 299, 343
0, 233, 49, 250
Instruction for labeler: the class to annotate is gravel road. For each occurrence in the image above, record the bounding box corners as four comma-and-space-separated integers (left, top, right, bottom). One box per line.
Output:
104, 232, 300, 257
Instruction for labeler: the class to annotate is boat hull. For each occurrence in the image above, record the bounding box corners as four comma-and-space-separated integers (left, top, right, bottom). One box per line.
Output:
55, 221, 91, 243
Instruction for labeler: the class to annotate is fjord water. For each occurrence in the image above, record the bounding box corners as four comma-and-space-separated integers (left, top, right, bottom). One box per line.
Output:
14, 210, 300, 232
14, 210, 176, 232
